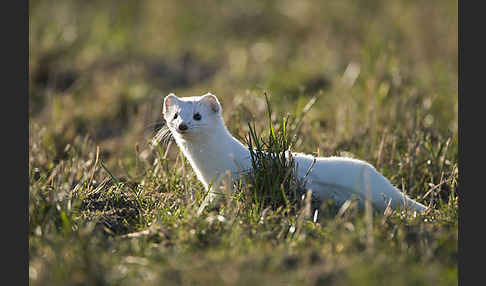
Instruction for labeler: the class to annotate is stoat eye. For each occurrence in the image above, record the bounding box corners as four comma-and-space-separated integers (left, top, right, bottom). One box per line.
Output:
193, 113, 201, 120
173, 113, 178, 120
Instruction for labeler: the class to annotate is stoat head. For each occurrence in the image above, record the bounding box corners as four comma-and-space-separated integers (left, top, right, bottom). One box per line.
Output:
162, 92, 224, 141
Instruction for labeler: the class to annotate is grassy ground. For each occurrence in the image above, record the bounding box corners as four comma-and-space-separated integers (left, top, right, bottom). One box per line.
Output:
29, 0, 458, 285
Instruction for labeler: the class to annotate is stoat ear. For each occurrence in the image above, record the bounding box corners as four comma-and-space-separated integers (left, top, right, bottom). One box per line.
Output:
200, 93, 220, 113
163, 93, 178, 115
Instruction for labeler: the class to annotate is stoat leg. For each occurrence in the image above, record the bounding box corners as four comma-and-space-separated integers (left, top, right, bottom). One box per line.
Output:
196, 172, 233, 215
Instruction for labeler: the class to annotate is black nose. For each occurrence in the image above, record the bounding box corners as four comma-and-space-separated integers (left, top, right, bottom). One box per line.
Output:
178, 123, 188, 131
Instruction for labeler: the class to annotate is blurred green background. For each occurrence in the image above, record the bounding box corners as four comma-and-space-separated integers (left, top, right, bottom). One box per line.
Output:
29, 1, 458, 285
29, 0, 457, 171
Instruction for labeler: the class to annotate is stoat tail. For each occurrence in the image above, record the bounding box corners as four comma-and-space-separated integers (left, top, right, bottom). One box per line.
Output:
364, 164, 428, 214
401, 195, 427, 213
372, 187, 428, 214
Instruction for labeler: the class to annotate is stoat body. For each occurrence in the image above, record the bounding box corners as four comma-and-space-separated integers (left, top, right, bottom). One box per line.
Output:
159, 92, 427, 213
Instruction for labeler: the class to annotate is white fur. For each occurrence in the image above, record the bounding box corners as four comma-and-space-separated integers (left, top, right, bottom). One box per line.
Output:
163, 92, 427, 214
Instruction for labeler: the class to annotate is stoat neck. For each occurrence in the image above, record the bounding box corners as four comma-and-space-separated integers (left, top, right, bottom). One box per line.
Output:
175, 123, 251, 188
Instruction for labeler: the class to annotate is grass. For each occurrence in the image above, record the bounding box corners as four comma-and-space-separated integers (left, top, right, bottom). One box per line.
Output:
243, 93, 303, 212
28, 99, 458, 285
29, 0, 457, 285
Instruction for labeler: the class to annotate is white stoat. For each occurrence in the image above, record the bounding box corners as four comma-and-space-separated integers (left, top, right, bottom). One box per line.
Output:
158, 92, 427, 214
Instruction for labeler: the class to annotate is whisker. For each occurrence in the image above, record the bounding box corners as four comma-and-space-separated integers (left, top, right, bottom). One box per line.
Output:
145, 121, 164, 130
161, 131, 174, 145
152, 126, 173, 147
140, 118, 164, 138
